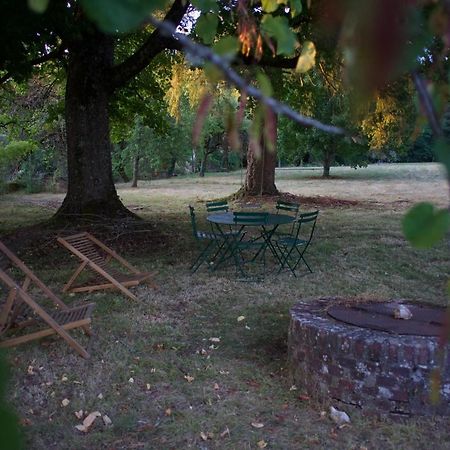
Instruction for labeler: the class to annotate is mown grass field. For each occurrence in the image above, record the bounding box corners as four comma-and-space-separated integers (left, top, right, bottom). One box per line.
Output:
0, 163, 449, 449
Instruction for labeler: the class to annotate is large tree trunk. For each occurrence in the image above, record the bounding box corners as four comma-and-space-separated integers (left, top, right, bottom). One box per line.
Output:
242, 111, 278, 196
55, 31, 133, 219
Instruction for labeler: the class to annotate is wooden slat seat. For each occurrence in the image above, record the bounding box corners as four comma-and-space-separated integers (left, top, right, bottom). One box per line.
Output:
0, 241, 94, 358
57, 232, 157, 301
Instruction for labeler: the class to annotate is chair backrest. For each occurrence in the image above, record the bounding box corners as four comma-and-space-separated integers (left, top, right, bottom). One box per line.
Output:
294, 210, 319, 242
206, 200, 229, 213
233, 211, 269, 224
59, 233, 107, 268
276, 200, 300, 215
188, 205, 199, 238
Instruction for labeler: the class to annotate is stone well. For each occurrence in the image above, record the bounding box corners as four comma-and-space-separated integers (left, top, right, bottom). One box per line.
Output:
288, 298, 450, 417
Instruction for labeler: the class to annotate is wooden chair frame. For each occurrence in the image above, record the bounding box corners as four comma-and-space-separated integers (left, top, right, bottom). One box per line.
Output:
0, 241, 94, 358
57, 232, 157, 301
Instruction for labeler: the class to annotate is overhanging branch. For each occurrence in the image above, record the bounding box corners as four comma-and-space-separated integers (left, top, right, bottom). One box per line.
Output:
149, 16, 346, 136
110, 0, 188, 90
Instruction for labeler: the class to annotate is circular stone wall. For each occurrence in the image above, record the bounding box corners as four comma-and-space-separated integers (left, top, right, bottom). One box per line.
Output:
288, 298, 450, 418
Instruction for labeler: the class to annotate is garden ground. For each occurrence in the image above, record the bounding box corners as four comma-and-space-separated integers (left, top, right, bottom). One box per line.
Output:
0, 163, 449, 449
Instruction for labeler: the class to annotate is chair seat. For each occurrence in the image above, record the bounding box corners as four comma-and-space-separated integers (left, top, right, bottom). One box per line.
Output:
0, 240, 94, 358
58, 232, 157, 301
196, 231, 220, 240
276, 237, 308, 247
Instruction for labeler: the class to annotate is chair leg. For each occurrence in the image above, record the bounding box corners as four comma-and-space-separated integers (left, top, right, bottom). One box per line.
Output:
277, 244, 297, 276
191, 241, 215, 273
292, 251, 313, 273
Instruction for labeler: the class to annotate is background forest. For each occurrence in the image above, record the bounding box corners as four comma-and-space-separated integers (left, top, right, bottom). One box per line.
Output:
0, 55, 442, 194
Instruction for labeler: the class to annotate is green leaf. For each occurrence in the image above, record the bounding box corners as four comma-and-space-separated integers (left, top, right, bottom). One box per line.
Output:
196, 13, 218, 45
191, 0, 219, 13
257, 72, 273, 97
402, 202, 450, 248
80, 0, 167, 33
261, 15, 298, 55
27, 0, 49, 14
261, 0, 279, 13
213, 36, 239, 58
433, 137, 450, 179
289, 0, 302, 17
295, 40, 316, 73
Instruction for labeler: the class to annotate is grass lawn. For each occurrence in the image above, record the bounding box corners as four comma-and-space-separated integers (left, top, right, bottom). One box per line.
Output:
0, 163, 449, 449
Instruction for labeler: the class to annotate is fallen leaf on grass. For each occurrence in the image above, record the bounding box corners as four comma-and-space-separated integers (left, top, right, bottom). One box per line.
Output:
209, 337, 221, 343
146, 384, 151, 390
75, 411, 101, 433
102, 415, 112, 426
74, 410, 84, 419
27, 366, 34, 375
257, 440, 268, 448
298, 394, 310, 401
61, 375, 68, 382
329, 406, 350, 426
246, 380, 261, 389
200, 431, 214, 441
184, 375, 195, 383
20, 418, 32, 426
220, 427, 230, 438
129, 377, 135, 383
165, 408, 172, 416
237, 316, 245, 322
97, 393, 103, 399
251, 422, 264, 429
61, 398, 70, 407
213, 383, 220, 390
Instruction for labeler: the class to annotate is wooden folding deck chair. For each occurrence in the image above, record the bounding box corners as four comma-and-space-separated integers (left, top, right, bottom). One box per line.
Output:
57, 232, 157, 301
0, 241, 94, 358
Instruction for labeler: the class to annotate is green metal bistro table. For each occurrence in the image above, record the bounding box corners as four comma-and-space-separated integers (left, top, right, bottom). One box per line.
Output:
207, 212, 294, 278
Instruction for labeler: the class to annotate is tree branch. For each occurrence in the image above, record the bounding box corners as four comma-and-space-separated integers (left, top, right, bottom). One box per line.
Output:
149, 15, 346, 136
411, 71, 443, 137
412, 71, 450, 208
110, 0, 188, 90
0, 47, 65, 85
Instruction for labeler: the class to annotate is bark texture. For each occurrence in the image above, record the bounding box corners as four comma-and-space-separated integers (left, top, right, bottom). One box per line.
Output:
243, 111, 278, 196
57, 32, 132, 218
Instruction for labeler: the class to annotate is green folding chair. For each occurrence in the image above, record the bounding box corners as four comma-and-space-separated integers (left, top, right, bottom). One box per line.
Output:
275, 199, 300, 236
206, 200, 229, 213
188, 205, 224, 273
274, 210, 319, 277
227, 212, 270, 279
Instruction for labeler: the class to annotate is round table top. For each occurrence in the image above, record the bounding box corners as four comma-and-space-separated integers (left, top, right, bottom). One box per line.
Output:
207, 212, 294, 226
